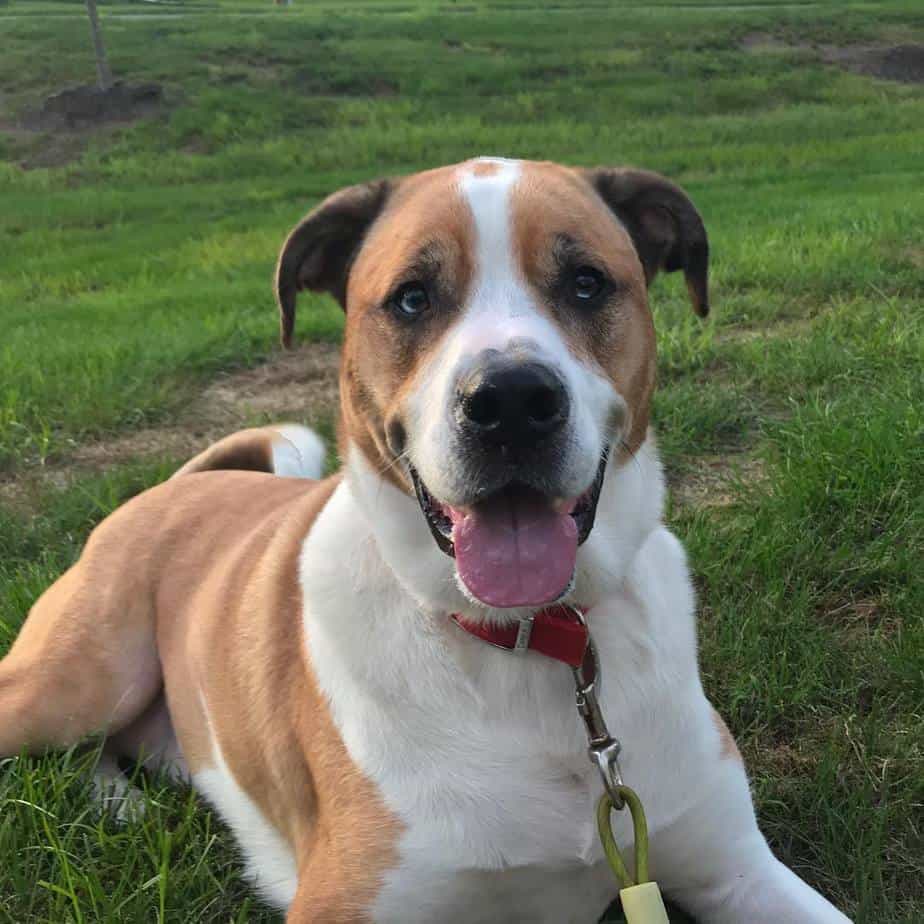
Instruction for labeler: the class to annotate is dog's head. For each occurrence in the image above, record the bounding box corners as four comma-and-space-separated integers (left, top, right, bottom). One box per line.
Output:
277, 158, 708, 611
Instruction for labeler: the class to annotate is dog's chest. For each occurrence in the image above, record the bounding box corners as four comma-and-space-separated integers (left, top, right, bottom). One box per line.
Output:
389, 721, 600, 864
318, 629, 620, 921
366, 710, 616, 922
374, 857, 615, 923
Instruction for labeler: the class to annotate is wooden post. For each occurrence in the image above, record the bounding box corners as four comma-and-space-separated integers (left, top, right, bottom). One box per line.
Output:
85, 0, 114, 91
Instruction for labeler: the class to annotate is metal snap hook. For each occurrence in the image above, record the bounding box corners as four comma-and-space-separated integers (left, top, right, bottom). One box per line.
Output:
564, 605, 626, 810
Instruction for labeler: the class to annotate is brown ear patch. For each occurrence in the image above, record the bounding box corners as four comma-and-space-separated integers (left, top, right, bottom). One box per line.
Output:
275, 179, 393, 348
582, 167, 710, 318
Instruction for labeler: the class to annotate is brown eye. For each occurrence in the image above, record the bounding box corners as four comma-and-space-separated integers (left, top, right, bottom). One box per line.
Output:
573, 266, 605, 301
392, 283, 430, 319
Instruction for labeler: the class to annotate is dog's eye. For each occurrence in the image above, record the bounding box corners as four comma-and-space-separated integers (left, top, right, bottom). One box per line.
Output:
572, 267, 605, 301
392, 283, 430, 319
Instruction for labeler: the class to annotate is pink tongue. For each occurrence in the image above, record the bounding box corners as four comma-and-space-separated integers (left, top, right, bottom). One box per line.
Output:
450, 492, 578, 608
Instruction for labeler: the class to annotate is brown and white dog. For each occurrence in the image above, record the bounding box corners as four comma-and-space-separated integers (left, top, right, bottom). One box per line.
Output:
0, 158, 851, 923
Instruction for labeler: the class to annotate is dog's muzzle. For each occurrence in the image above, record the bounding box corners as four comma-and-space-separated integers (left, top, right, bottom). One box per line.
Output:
407, 354, 608, 609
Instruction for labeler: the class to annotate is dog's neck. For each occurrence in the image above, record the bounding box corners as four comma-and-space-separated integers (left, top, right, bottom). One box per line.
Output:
298, 435, 668, 768
342, 434, 665, 626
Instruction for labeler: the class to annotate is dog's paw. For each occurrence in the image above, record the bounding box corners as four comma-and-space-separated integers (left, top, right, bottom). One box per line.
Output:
91, 754, 148, 824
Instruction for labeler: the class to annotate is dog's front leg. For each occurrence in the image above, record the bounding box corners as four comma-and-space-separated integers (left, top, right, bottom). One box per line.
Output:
647, 715, 852, 924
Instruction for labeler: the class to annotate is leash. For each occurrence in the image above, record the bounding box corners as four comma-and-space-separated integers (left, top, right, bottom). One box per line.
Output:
452, 604, 671, 923
569, 608, 670, 924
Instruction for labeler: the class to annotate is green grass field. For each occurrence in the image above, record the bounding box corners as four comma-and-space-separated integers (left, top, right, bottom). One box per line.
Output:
1, 0, 923, 920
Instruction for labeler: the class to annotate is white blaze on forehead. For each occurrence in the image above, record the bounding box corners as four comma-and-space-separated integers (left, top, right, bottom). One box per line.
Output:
458, 158, 523, 306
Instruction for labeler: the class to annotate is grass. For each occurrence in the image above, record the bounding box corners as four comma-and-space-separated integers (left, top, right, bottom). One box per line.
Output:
1, 0, 922, 920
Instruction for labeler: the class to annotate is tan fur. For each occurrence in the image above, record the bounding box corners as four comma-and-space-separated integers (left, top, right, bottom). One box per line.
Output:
469, 160, 503, 177
711, 707, 743, 763
510, 162, 657, 453
339, 165, 476, 488
172, 427, 277, 478
0, 469, 400, 922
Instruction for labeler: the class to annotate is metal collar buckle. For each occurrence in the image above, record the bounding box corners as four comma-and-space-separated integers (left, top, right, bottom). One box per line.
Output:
565, 605, 626, 810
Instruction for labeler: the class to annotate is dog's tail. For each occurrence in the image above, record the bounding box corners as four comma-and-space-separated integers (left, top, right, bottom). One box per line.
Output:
172, 424, 325, 480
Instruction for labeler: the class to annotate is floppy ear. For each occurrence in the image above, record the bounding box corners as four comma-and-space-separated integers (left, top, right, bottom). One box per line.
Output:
582, 167, 709, 317
275, 178, 392, 347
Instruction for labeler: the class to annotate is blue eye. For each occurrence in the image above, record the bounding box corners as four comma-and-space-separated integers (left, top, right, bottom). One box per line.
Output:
393, 283, 430, 319
573, 266, 605, 301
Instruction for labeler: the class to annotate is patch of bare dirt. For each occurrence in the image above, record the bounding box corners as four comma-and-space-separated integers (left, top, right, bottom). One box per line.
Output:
670, 453, 767, 511
749, 740, 819, 777
292, 69, 399, 98
899, 246, 924, 269
0, 342, 340, 509
740, 32, 811, 54
715, 315, 817, 346
823, 43, 924, 84
23, 81, 164, 131
0, 125, 92, 170
2, 81, 166, 170
817, 596, 901, 640
741, 34, 924, 84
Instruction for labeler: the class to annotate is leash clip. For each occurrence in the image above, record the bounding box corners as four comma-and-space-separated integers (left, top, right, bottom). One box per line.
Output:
565, 606, 625, 810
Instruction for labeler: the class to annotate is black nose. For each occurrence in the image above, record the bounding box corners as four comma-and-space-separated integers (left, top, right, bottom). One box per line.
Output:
457, 358, 569, 449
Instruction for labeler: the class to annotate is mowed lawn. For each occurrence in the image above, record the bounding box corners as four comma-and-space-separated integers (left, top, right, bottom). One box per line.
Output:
1, 0, 922, 921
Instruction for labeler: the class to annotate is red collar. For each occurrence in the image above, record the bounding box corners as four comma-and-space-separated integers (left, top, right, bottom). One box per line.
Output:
450, 605, 589, 668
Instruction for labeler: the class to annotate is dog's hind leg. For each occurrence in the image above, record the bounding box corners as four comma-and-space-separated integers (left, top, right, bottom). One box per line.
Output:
0, 542, 162, 759
106, 691, 188, 781
89, 693, 189, 822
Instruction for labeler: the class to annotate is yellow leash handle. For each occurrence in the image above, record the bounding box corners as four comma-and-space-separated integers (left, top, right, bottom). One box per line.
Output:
597, 786, 670, 924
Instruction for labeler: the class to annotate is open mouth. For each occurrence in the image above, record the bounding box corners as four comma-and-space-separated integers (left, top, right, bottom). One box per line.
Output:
409, 450, 608, 608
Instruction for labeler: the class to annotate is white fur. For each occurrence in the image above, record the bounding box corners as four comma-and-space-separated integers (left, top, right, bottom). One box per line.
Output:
91, 754, 148, 824
299, 445, 849, 922
269, 423, 325, 479
194, 693, 298, 908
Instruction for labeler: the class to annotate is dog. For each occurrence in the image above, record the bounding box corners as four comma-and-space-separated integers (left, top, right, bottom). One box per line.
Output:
0, 158, 851, 923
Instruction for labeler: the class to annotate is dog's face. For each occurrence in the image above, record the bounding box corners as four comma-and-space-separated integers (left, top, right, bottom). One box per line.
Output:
277, 158, 708, 610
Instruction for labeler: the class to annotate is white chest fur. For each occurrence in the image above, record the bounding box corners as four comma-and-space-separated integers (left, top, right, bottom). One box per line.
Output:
299, 451, 715, 923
